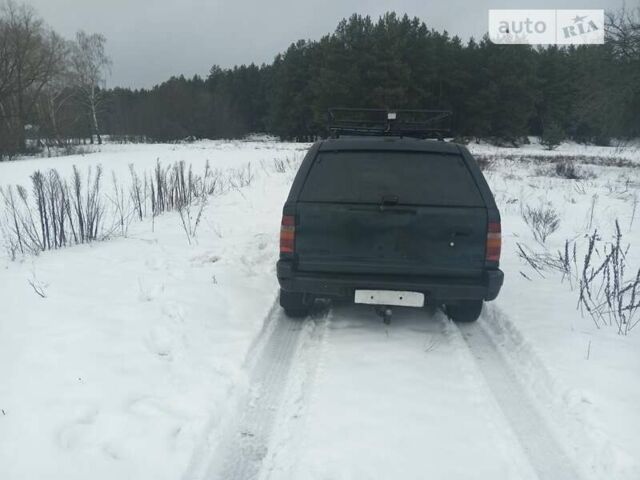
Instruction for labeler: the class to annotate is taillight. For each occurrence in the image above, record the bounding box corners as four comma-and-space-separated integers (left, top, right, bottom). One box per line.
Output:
486, 221, 501, 263
280, 215, 295, 254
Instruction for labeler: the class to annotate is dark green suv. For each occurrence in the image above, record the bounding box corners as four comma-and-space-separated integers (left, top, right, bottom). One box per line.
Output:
277, 135, 503, 322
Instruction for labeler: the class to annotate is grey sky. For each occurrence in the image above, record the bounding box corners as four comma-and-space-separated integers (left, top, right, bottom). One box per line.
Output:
26, 0, 627, 88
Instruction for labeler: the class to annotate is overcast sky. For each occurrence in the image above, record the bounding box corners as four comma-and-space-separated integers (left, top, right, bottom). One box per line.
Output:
26, 0, 627, 88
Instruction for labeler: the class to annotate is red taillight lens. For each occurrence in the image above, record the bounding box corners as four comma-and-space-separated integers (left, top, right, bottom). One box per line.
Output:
280, 215, 295, 254
486, 221, 501, 263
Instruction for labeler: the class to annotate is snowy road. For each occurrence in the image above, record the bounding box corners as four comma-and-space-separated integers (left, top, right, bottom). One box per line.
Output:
198, 303, 583, 480
205, 306, 308, 480
458, 323, 580, 480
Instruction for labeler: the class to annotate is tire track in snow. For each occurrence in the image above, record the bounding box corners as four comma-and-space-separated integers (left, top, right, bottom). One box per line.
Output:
257, 307, 331, 480
266, 305, 542, 479
457, 320, 583, 480
204, 308, 307, 480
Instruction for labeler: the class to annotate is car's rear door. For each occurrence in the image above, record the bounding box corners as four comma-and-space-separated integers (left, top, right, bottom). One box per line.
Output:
294, 150, 487, 278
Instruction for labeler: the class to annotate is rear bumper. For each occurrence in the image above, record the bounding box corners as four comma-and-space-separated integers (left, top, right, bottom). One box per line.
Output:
277, 260, 503, 303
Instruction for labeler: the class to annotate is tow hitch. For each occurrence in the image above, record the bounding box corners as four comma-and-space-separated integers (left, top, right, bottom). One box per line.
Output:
375, 306, 393, 325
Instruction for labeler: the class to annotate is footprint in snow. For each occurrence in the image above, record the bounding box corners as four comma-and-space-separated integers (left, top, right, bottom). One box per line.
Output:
56, 407, 99, 450
146, 324, 173, 360
190, 252, 221, 266
137, 280, 165, 302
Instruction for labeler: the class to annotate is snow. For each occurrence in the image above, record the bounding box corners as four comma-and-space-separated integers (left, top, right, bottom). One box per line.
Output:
477, 153, 640, 479
1, 138, 639, 480
263, 308, 539, 480
467, 137, 640, 162
0, 142, 300, 480
0, 139, 308, 188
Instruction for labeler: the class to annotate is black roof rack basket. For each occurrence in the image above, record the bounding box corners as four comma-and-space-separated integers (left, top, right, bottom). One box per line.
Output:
328, 108, 452, 139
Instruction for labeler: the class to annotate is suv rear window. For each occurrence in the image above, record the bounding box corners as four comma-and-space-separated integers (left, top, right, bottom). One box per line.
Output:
299, 151, 484, 206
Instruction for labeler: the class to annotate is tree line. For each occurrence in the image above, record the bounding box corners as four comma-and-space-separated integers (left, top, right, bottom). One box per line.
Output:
0, 1, 111, 158
1, 3, 639, 159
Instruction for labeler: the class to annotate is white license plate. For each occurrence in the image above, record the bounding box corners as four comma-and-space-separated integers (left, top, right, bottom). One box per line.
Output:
354, 290, 424, 308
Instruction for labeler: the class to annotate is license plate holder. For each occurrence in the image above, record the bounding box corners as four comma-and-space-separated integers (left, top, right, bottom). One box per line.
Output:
354, 290, 424, 308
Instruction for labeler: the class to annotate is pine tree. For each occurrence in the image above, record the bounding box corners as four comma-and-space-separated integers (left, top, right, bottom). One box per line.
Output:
541, 120, 565, 150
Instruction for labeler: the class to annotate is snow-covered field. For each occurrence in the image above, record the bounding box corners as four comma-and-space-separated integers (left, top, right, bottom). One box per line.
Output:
0, 139, 639, 480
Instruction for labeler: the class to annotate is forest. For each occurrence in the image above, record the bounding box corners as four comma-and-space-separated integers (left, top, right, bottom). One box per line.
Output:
0, 2, 639, 159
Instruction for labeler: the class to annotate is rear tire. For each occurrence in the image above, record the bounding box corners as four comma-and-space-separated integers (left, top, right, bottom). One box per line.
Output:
445, 300, 483, 323
279, 289, 310, 318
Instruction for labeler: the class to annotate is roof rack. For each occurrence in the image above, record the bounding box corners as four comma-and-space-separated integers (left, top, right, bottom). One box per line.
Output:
327, 108, 452, 140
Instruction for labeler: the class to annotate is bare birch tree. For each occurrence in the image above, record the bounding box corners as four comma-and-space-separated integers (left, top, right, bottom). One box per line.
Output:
69, 30, 111, 145
39, 39, 73, 146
